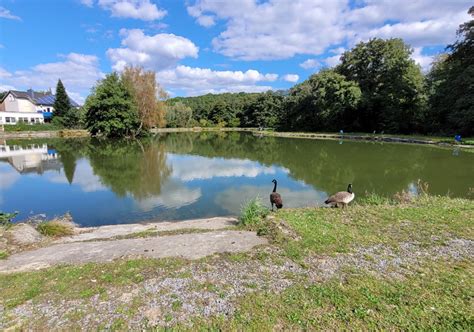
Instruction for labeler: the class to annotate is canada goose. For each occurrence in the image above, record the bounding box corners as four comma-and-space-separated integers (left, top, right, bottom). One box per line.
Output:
325, 184, 355, 208
270, 179, 283, 211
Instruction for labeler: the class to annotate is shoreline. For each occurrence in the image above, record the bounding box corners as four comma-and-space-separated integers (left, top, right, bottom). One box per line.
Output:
1, 127, 472, 149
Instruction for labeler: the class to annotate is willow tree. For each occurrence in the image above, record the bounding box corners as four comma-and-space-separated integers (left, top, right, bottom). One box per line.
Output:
121, 66, 168, 135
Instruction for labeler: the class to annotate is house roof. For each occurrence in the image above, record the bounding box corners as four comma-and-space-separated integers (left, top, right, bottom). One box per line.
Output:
0, 89, 80, 107
35, 94, 80, 107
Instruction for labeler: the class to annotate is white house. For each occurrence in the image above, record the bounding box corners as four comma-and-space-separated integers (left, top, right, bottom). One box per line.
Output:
0, 89, 80, 125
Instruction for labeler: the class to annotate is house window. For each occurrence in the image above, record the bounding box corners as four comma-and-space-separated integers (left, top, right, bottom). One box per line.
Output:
8, 95, 14, 102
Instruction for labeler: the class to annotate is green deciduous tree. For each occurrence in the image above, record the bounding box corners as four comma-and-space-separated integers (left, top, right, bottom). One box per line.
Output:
84, 72, 140, 138
427, 6, 474, 136
53, 79, 72, 119
281, 70, 361, 131
242, 91, 283, 128
166, 102, 193, 128
337, 38, 426, 133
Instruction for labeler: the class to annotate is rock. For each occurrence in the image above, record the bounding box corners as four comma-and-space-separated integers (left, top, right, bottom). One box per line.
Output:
7, 223, 43, 245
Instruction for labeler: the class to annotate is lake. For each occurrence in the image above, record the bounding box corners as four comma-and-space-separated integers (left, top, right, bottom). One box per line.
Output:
1, 132, 473, 226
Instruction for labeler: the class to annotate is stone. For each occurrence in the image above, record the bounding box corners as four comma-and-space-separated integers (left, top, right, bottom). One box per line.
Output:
7, 224, 43, 246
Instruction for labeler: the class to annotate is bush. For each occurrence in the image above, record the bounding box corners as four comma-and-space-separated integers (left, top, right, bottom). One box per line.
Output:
0, 251, 8, 260
37, 221, 74, 237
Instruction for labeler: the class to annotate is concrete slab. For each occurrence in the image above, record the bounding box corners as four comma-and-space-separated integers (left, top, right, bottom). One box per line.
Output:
57, 217, 238, 243
0, 230, 267, 273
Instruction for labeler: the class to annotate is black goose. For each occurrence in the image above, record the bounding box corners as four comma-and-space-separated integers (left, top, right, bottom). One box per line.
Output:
270, 179, 283, 211
325, 184, 355, 208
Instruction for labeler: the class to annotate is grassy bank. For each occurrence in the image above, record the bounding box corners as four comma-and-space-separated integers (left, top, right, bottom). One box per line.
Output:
0, 195, 472, 330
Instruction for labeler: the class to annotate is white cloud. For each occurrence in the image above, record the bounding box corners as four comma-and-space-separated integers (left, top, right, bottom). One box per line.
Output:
0, 6, 21, 20
168, 154, 284, 182
95, 0, 167, 21
411, 47, 434, 73
187, 0, 347, 60
157, 65, 278, 96
0, 53, 104, 104
80, 0, 94, 7
283, 74, 299, 83
323, 47, 345, 67
107, 29, 199, 71
300, 59, 320, 70
186, 0, 471, 67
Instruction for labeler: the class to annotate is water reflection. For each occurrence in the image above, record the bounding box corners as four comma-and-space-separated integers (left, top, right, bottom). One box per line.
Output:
0, 133, 473, 226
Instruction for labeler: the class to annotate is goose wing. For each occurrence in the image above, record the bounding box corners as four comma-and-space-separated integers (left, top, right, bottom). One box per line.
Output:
270, 192, 283, 208
325, 191, 350, 204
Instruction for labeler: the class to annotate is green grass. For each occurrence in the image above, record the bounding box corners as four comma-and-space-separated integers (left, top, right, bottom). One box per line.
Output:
276, 196, 473, 260
36, 221, 75, 237
0, 258, 185, 309
192, 260, 473, 331
0, 250, 8, 260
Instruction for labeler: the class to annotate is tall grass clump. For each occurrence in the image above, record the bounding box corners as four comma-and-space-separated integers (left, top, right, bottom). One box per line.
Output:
37, 221, 74, 237
239, 197, 269, 227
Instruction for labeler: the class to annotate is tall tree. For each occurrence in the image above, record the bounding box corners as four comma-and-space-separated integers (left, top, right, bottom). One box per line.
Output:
281, 70, 361, 131
337, 38, 426, 133
53, 79, 72, 118
121, 66, 168, 135
85, 72, 140, 138
427, 6, 474, 136
166, 102, 193, 128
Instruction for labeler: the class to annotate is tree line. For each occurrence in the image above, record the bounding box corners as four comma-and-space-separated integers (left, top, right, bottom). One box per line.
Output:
168, 7, 473, 136
52, 6, 471, 138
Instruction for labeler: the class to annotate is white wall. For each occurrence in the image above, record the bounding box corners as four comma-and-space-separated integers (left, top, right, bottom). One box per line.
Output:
0, 93, 37, 113
0, 111, 44, 125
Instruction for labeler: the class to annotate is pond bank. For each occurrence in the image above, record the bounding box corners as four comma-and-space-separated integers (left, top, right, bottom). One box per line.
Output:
0, 129, 89, 139
2, 127, 471, 148
0, 196, 472, 330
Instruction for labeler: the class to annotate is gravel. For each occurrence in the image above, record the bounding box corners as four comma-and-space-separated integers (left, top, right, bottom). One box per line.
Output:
2, 238, 473, 330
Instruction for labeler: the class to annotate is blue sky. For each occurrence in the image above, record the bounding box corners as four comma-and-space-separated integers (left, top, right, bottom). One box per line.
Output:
0, 0, 471, 103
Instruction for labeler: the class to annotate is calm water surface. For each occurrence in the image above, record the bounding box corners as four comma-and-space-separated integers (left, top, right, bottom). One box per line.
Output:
1, 132, 473, 226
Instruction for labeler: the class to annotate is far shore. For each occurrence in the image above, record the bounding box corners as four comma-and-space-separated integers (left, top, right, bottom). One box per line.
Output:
1, 127, 472, 149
